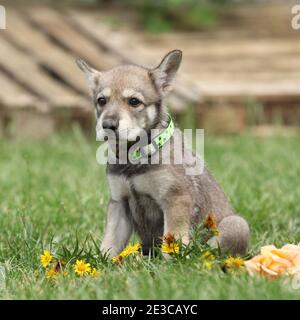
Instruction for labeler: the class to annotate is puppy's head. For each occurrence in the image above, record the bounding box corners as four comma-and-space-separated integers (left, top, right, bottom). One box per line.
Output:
76, 50, 182, 141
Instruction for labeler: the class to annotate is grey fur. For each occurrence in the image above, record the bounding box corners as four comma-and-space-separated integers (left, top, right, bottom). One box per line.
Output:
76, 50, 250, 257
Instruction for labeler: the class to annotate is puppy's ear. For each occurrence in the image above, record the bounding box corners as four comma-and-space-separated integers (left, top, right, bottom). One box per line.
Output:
149, 49, 182, 95
76, 58, 101, 92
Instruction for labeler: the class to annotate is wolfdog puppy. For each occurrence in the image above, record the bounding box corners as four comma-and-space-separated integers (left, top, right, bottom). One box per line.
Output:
76, 50, 249, 257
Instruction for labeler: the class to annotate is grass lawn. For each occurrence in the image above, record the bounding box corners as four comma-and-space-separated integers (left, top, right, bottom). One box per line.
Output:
0, 128, 299, 299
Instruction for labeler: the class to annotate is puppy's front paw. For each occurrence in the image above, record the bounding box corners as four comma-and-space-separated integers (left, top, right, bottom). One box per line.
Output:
100, 244, 117, 259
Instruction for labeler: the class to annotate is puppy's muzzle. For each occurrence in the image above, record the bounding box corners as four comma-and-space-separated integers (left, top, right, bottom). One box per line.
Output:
102, 118, 119, 132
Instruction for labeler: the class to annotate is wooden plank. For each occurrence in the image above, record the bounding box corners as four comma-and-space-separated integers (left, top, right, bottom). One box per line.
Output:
0, 73, 91, 139
7, 109, 56, 139
70, 11, 141, 65
195, 79, 300, 98
0, 38, 87, 107
0, 72, 55, 139
139, 37, 300, 58
4, 11, 87, 94
189, 72, 300, 82
0, 71, 40, 109
198, 104, 246, 134
183, 57, 300, 74
27, 8, 118, 71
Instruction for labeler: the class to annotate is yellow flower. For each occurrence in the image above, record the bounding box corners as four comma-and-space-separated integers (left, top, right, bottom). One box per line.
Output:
161, 233, 180, 254
40, 250, 53, 268
225, 256, 244, 272
119, 243, 141, 258
90, 268, 101, 278
203, 261, 214, 270
112, 255, 123, 265
73, 259, 91, 276
200, 251, 215, 270
161, 242, 180, 254
212, 228, 219, 236
201, 251, 215, 262
46, 268, 58, 280
201, 251, 214, 260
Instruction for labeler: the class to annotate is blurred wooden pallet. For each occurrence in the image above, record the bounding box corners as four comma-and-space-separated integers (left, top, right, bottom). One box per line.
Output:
0, 7, 200, 138
66, 7, 300, 130
0, 5, 299, 138
0, 8, 92, 138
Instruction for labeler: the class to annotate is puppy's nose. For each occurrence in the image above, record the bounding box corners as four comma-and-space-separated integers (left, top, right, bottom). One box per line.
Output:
102, 118, 119, 131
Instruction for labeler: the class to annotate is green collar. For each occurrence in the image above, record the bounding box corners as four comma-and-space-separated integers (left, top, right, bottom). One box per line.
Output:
129, 114, 175, 162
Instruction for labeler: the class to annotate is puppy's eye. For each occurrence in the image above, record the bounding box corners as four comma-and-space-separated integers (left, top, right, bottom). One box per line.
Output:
128, 97, 141, 107
97, 97, 107, 107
